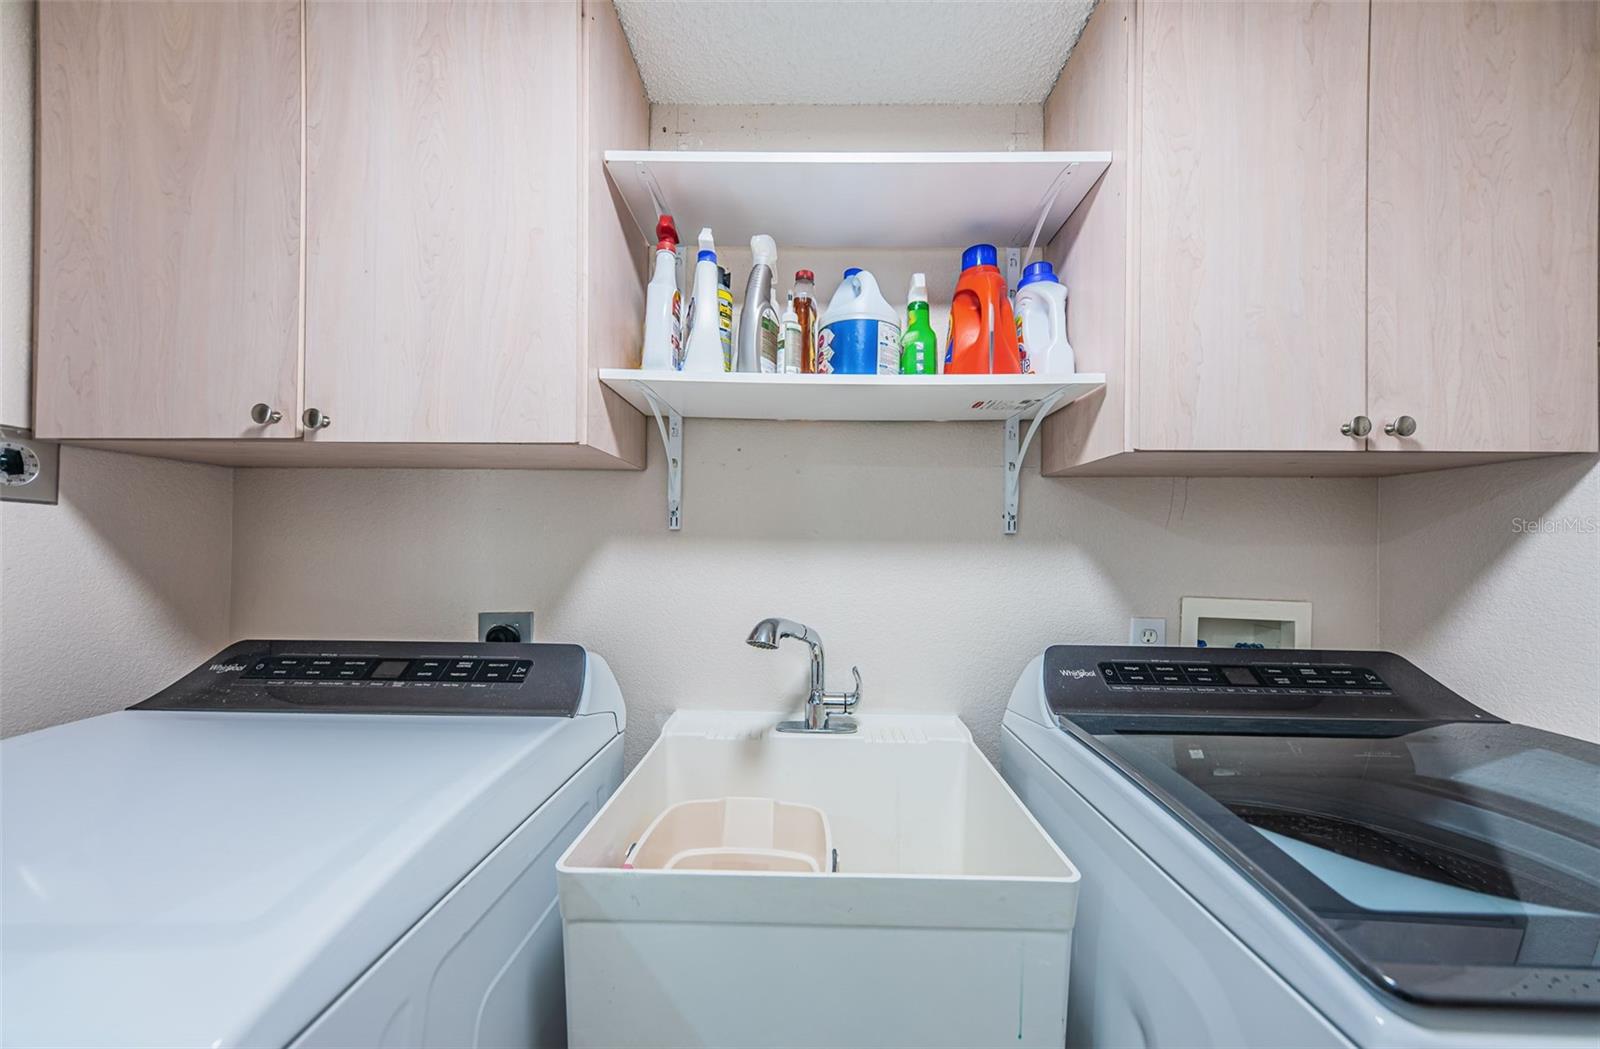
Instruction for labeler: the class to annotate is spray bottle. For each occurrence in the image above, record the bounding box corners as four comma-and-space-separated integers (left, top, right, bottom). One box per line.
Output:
640, 215, 681, 370
899, 272, 938, 375
736, 235, 780, 373
681, 228, 724, 372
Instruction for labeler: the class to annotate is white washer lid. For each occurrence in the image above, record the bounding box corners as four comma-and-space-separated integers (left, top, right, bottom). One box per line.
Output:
1, 708, 615, 1048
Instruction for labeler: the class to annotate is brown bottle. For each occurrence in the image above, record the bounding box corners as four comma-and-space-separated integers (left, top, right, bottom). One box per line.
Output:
793, 269, 820, 373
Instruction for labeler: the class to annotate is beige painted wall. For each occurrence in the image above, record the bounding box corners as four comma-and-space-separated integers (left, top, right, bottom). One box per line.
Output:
1379, 456, 1600, 742
1, 447, 235, 735
0, 1, 235, 737
651, 103, 1042, 151
229, 428, 1381, 766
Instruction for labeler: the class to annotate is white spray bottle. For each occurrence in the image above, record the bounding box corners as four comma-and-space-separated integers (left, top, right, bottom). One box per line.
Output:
681, 228, 725, 372
640, 214, 681, 370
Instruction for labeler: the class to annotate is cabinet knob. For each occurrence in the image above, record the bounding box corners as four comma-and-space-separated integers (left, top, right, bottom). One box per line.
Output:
250, 403, 282, 425
1384, 415, 1418, 438
303, 408, 332, 430
1340, 415, 1372, 438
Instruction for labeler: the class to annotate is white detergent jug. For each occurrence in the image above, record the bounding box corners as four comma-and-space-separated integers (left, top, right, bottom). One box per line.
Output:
1014, 260, 1074, 375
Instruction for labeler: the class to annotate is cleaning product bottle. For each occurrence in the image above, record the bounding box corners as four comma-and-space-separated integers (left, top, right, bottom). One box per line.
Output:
779, 293, 802, 373
681, 228, 724, 372
1014, 260, 1074, 375
818, 268, 900, 375
945, 243, 1021, 374
792, 270, 820, 373
736, 235, 780, 373
898, 272, 938, 375
717, 266, 735, 372
640, 215, 681, 370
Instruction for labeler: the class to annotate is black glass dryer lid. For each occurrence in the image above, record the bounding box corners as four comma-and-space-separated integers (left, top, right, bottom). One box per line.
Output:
1094, 725, 1600, 1008
1044, 645, 1600, 1008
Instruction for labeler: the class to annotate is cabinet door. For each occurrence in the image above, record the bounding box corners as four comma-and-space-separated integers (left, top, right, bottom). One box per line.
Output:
1136, 1, 1370, 451
305, 1, 581, 444
35, 1, 302, 440
1368, 2, 1599, 453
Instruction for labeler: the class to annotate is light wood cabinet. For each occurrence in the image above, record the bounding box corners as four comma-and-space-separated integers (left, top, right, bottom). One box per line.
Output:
35, 1, 302, 441
1137, 0, 1369, 453
35, 0, 647, 469
1368, 0, 1598, 455
1043, 0, 1599, 476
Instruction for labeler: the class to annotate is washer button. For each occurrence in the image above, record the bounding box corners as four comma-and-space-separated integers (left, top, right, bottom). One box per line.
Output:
406, 659, 448, 681
476, 660, 515, 682
444, 659, 480, 681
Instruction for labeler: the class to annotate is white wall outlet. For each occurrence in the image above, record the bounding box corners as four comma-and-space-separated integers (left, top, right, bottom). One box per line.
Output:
478, 611, 534, 643
1129, 617, 1166, 646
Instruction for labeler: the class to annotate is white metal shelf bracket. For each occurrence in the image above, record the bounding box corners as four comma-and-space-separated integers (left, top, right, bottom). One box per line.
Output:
639, 386, 683, 531
1003, 389, 1068, 535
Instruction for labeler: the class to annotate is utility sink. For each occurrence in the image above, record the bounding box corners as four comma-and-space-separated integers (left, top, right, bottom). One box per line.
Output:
558, 711, 1081, 1048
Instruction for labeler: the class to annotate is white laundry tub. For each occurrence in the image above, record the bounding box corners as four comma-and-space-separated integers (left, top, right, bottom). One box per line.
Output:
557, 711, 1081, 1048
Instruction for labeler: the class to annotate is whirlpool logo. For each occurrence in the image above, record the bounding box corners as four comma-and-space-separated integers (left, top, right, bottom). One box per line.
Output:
1057, 668, 1095, 680
209, 663, 247, 673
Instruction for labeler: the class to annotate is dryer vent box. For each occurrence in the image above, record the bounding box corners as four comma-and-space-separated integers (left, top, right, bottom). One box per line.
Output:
1180, 597, 1311, 649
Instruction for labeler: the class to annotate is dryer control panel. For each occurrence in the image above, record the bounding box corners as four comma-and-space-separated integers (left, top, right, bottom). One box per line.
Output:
1043, 645, 1498, 734
133, 639, 587, 717
1097, 658, 1390, 694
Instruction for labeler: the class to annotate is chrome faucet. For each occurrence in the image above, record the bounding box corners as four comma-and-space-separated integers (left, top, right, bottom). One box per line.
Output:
746, 617, 861, 734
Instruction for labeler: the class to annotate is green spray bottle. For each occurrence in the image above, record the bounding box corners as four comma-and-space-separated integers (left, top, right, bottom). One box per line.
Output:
899, 272, 938, 375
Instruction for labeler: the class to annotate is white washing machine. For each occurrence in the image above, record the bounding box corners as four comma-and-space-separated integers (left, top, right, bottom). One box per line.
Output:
1002, 645, 1599, 1049
1, 639, 626, 1049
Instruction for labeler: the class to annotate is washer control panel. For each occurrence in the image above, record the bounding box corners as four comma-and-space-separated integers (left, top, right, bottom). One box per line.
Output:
134, 639, 585, 717
1098, 659, 1390, 696
241, 654, 533, 685
1043, 645, 1496, 732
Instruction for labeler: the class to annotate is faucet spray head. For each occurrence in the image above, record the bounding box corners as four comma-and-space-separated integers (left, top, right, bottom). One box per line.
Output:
746, 619, 781, 650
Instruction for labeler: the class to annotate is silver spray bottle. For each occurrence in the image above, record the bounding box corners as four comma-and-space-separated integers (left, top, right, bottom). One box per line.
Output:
735, 235, 780, 373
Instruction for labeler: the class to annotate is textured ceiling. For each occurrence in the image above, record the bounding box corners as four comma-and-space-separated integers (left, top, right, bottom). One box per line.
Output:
613, 0, 1097, 106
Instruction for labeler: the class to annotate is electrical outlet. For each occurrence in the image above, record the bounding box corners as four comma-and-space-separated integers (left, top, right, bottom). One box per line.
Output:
1129, 617, 1166, 646
478, 611, 534, 644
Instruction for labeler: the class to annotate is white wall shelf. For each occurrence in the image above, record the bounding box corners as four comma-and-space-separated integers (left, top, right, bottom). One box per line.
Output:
603, 151, 1112, 251
598, 370, 1106, 534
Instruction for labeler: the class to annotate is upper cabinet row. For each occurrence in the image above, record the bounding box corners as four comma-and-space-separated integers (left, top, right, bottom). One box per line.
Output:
34, 0, 647, 468
1041, 0, 1599, 475
33, 0, 1596, 479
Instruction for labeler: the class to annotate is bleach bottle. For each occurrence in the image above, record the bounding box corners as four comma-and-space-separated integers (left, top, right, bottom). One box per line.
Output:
818, 268, 900, 375
1014, 260, 1074, 375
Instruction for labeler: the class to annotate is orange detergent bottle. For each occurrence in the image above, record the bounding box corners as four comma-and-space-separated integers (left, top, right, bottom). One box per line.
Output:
944, 243, 1022, 374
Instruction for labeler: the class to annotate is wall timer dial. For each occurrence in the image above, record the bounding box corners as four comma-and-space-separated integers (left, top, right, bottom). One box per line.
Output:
2, 442, 40, 485
0, 428, 59, 504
